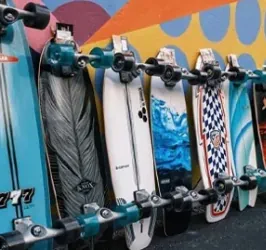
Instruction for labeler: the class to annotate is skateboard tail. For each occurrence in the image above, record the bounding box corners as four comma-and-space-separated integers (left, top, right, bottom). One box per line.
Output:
237, 187, 257, 211
125, 214, 156, 250
205, 192, 233, 223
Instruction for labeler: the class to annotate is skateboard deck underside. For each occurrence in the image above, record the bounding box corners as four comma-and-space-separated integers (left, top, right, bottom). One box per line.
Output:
192, 56, 233, 223
0, 1, 51, 249
253, 83, 266, 169
38, 41, 105, 219
150, 76, 192, 235
103, 68, 156, 250
223, 76, 257, 210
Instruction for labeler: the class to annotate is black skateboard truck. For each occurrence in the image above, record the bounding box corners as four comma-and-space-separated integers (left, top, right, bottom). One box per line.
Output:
222, 66, 261, 84
112, 51, 137, 72
0, 2, 50, 34
159, 186, 218, 213
161, 65, 210, 86
112, 53, 168, 76
188, 63, 221, 86
213, 172, 258, 195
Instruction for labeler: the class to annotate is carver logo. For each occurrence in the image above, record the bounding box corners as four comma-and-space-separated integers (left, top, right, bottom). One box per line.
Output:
116, 164, 129, 170
76, 179, 96, 194
0, 54, 18, 63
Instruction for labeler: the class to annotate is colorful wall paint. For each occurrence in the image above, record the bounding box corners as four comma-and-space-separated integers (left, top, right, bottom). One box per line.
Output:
14, 0, 266, 189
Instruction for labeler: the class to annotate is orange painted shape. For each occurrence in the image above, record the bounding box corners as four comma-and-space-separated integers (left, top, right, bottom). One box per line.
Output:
0, 54, 18, 63
86, 0, 238, 44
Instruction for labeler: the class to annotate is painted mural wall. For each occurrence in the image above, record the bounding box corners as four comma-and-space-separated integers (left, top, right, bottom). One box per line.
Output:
14, 0, 266, 189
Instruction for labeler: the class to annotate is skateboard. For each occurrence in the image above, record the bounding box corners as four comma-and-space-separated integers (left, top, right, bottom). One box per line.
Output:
222, 54, 258, 211
192, 48, 234, 223
103, 35, 157, 250
253, 66, 266, 170
149, 48, 192, 236
111, 46, 219, 238
38, 23, 113, 248
0, 1, 51, 250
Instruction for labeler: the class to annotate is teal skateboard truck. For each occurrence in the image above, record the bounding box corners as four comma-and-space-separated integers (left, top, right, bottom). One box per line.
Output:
46, 43, 114, 77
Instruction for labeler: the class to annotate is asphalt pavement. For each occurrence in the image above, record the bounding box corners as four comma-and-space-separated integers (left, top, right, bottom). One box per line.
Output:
97, 196, 266, 250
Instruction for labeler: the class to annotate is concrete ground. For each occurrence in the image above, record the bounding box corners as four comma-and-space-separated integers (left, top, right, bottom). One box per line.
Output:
96, 196, 266, 250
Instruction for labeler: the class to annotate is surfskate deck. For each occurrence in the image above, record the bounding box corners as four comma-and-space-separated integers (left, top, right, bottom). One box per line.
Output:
222, 54, 258, 211
0, 1, 52, 249
38, 24, 105, 226
103, 35, 156, 250
192, 48, 234, 223
253, 77, 266, 170
150, 48, 192, 236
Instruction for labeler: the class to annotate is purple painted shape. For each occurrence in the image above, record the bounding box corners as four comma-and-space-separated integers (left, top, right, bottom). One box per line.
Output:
53, 1, 110, 45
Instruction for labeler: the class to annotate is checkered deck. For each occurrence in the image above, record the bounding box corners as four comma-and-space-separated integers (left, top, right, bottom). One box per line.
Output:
202, 87, 228, 213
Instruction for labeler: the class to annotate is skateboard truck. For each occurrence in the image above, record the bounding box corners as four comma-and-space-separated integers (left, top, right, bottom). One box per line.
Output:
189, 63, 222, 86
0, 217, 68, 250
0, 201, 141, 250
0, 2, 50, 34
45, 43, 114, 77
112, 53, 167, 76
161, 65, 209, 86
135, 186, 218, 214
213, 170, 259, 195
223, 66, 261, 84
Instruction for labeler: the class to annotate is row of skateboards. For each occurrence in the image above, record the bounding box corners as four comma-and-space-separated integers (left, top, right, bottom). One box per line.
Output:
0, 1, 266, 250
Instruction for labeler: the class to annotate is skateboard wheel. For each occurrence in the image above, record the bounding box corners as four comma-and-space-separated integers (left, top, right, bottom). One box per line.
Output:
161, 65, 182, 84
240, 175, 258, 190
145, 57, 166, 76
0, 231, 25, 250
89, 47, 114, 69
213, 178, 233, 195
189, 69, 208, 85
112, 52, 135, 72
23, 3, 50, 30
163, 191, 184, 211
134, 196, 152, 219
198, 188, 218, 205
203, 64, 221, 81
55, 217, 81, 245
76, 55, 89, 68
1, 7, 19, 26
228, 66, 246, 82
255, 83, 264, 92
